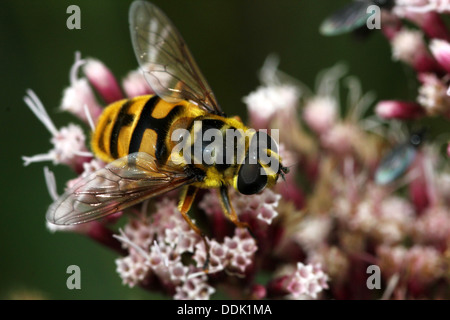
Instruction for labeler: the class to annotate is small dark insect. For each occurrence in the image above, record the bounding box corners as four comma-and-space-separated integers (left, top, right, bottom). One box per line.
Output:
320, 0, 395, 36
374, 129, 425, 185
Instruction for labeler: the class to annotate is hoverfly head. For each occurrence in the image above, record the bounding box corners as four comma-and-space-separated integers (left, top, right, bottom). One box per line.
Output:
233, 131, 284, 195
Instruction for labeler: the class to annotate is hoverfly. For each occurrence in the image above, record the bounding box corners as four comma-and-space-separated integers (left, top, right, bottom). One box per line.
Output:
374, 130, 425, 185
47, 1, 287, 250
320, 0, 395, 36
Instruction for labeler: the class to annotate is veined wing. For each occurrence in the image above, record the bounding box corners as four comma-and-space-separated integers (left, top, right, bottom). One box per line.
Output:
320, 0, 373, 36
129, 1, 223, 115
46, 152, 195, 225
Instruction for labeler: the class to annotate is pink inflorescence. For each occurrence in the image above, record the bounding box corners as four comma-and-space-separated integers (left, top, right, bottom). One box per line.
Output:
24, 3, 450, 299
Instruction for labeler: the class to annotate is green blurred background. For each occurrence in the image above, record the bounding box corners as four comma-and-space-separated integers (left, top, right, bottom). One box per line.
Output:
0, 0, 416, 299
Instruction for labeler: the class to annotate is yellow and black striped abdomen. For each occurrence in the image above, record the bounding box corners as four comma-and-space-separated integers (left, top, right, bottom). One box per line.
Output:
91, 95, 204, 164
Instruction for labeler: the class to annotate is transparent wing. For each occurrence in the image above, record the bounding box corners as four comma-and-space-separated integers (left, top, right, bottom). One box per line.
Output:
46, 153, 194, 225
320, 1, 372, 36
374, 143, 416, 185
129, 1, 223, 115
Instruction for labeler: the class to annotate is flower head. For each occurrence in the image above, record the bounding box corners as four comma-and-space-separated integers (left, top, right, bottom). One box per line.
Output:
82, 58, 123, 104
375, 100, 425, 119
174, 274, 215, 300
22, 90, 92, 172
60, 53, 103, 124
270, 263, 329, 300
417, 73, 450, 115
303, 96, 337, 135
391, 28, 437, 72
243, 84, 300, 129
24, 44, 450, 301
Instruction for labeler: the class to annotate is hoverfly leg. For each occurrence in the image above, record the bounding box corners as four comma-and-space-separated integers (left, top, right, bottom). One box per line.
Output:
201, 237, 211, 273
178, 185, 211, 272
219, 185, 255, 239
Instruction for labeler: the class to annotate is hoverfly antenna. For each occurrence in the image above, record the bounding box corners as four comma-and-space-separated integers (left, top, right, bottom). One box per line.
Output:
280, 171, 286, 182
282, 166, 290, 174
278, 165, 290, 182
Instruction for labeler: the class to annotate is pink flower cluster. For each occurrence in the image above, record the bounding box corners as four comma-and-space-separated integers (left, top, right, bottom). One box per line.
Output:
371, 3, 450, 156
23, 52, 330, 300
24, 3, 450, 299
243, 50, 450, 299
267, 263, 329, 299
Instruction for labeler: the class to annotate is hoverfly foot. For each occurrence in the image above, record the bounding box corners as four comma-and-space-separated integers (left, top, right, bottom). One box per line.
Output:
202, 254, 211, 273
241, 222, 256, 240
201, 233, 211, 273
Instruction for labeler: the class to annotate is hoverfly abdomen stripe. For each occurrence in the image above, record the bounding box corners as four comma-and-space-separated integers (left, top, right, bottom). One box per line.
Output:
110, 100, 135, 159
153, 105, 183, 164
129, 96, 183, 165
97, 119, 111, 153
129, 96, 160, 155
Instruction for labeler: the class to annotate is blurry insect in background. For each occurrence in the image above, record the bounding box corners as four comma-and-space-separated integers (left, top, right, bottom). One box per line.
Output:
320, 0, 395, 37
45, 0, 287, 267
374, 129, 426, 185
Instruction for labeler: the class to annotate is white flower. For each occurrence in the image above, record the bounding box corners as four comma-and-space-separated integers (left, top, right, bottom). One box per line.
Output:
293, 215, 332, 252
22, 90, 92, 169
391, 29, 426, 64
243, 85, 300, 128
60, 52, 102, 123
174, 274, 215, 300
284, 263, 329, 300
193, 228, 257, 276
303, 96, 337, 134
232, 189, 281, 225
116, 253, 150, 287
417, 73, 450, 115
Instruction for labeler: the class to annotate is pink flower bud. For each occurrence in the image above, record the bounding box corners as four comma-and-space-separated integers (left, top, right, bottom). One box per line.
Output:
391, 28, 439, 73
429, 39, 450, 74
249, 284, 267, 300
61, 78, 103, 124
83, 58, 123, 104
375, 100, 424, 119
405, 12, 450, 41
408, 155, 430, 214
380, 11, 402, 41
122, 69, 153, 98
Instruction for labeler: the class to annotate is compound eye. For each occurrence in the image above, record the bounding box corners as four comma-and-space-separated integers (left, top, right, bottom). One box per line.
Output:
237, 159, 268, 195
